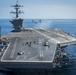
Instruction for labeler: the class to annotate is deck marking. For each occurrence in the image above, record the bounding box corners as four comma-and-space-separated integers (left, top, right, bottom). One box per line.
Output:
1, 43, 11, 61
42, 29, 69, 42
9, 38, 18, 59
44, 29, 76, 41
32, 28, 60, 44
27, 55, 38, 60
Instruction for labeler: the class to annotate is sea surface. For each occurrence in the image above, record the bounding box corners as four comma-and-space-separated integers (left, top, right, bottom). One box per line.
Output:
0, 19, 76, 75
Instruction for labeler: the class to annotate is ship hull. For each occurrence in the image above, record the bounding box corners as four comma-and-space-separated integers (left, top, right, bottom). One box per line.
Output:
0, 62, 53, 69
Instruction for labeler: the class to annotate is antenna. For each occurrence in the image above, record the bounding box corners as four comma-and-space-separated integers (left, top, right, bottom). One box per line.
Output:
10, 0, 24, 18
17, 0, 18, 4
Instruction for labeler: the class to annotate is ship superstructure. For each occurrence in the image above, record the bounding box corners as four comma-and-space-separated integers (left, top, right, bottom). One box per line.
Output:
10, 1, 24, 32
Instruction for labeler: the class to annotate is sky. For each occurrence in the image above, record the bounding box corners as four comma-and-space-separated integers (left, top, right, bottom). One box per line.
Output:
0, 0, 76, 19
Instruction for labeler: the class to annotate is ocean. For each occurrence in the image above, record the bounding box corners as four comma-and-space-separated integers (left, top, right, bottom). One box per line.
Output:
0, 19, 76, 75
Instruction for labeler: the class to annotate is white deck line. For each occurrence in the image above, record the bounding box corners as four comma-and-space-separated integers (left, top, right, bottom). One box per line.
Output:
1, 43, 11, 61
9, 39, 18, 59
51, 44, 57, 62
1, 60, 52, 63
42, 29, 69, 42
27, 55, 38, 61
45, 29, 76, 41
32, 28, 60, 44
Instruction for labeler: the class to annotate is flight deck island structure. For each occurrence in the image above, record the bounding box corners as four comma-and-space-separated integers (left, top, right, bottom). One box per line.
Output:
10, 1, 24, 32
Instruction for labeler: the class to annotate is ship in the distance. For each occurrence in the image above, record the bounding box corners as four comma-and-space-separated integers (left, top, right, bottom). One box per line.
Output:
0, 1, 76, 72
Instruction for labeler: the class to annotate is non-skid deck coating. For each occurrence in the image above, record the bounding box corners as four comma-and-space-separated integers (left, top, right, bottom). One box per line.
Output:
1, 28, 76, 62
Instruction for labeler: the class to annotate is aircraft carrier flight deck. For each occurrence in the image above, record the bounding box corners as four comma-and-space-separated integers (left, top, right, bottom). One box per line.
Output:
1, 28, 76, 62
0, 28, 76, 69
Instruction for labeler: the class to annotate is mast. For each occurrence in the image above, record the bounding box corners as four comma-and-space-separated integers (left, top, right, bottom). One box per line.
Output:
10, 1, 24, 32
10, 1, 24, 19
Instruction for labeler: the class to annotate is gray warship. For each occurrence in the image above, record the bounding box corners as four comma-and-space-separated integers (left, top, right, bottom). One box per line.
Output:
0, 1, 76, 71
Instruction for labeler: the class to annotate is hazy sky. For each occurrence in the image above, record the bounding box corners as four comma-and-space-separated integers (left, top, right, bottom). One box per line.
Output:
0, 0, 76, 19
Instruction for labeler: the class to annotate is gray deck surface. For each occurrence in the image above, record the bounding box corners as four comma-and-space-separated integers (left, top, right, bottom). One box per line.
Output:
1, 28, 76, 62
